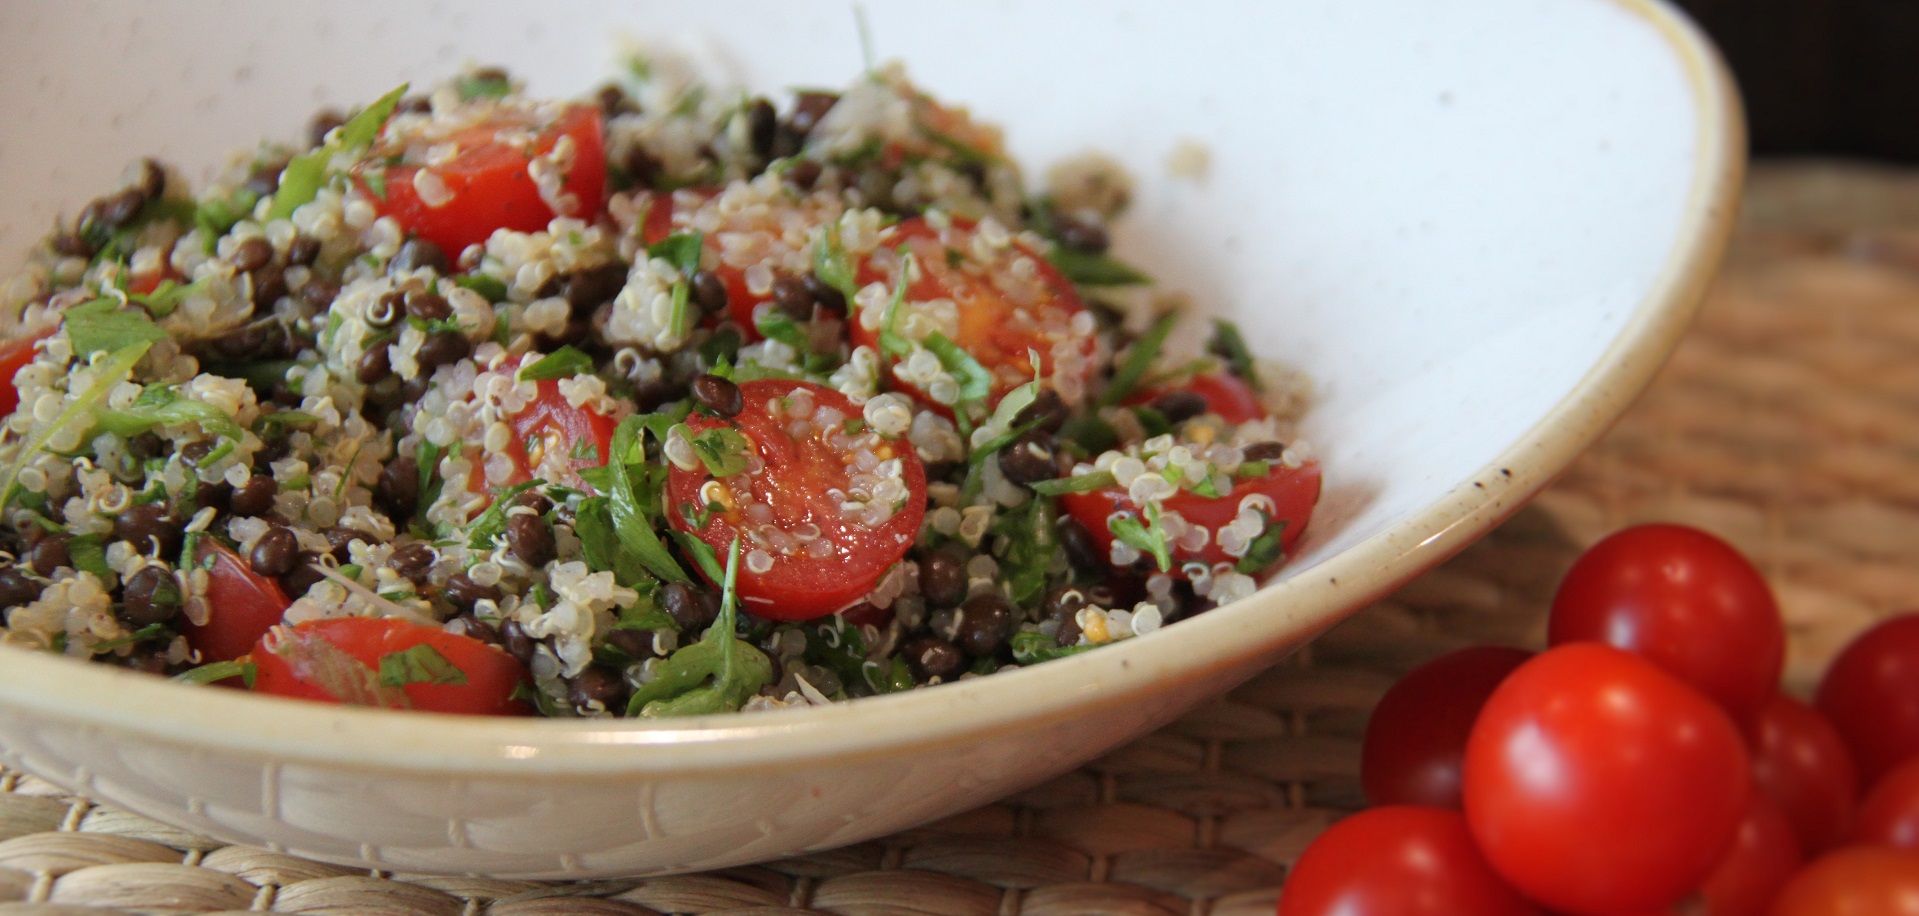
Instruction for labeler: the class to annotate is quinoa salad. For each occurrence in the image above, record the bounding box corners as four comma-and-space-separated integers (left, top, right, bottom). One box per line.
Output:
0, 58, 1321, 717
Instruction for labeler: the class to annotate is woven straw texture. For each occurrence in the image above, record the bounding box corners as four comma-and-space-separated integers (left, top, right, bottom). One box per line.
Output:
0, 163, 1908, 915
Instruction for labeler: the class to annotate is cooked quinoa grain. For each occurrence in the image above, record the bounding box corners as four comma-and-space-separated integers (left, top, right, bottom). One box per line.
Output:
0, 53, 1319, 717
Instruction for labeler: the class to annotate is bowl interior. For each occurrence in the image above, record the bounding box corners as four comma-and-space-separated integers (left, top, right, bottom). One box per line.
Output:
0, 0, 1735, 774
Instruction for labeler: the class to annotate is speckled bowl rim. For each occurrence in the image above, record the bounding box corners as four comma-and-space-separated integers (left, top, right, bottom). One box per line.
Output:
0, 0, 1743, 779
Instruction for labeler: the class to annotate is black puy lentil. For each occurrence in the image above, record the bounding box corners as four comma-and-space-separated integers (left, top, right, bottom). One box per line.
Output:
660, 581, 720, 631
690, 374, 743, 417
26, 535, 71, 576
1240, 441, 1288, 463
229, 475, 278, 519
376, 456, 421, 519
0, 568, 39, 610
998, 431, 1060, 486
443, 572, 501, 610
120, 566, 181, 627
917, 548, 967, 608
115, 504, 181, 558
278, 553, 327, 598
954, 593, 1015, 657
505, 513, 556, 567
903, 636, 964, 681
1149, 390, 1208, 425
690, 270, 729, 314
250, 527, 300, 577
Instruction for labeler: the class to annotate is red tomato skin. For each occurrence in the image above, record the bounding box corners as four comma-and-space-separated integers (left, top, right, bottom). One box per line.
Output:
1059, 460, 1320, 580
1769, 846, 1919, 916
1127, 372, 1270, 425
848, 216, 1095, 412
1462, 643, 1751, 916
1752, 693, 1861, 855
1697, 795, 1802, 916
0, 331, 49, 418
1278, 806, 1542, 916
367, 104, 606, 259
248, 617, 530, 716
1547, 524, 1784, 730
178, 539, 292, 664
1853, 757, 1919, 851
667, 380, 927, 621
1360, 645, 1533, 809
1816, 612, 1919, 787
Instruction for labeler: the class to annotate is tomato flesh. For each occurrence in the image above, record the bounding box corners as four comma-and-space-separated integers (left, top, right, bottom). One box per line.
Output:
1547, 523, 1785, 730
667, 380, 927, 620
1058, 459, 1320, 580
500, 378, 617, 491
178, 538, 292, 663
1360, 646, 1532, 809
0, 332, 48, 418
1462, 643, 1750, 915
358, 102, 607, 259
850, 216, 1096, 414
1279, 806, 1542, 916
248, 617, 530, 716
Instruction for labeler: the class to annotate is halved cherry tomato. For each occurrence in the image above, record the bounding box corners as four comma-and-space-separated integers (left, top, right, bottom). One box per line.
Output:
850, 216, 1096, 414
246, 617, 530, 716
356, 102, 606, 259
1815, 612, 1919, 787
1279, 806, 1542, 916
1752, 693, 1860, 855
1361, 646, 1533, 809
1695, 794, 1802, 916
1462, 643, 1750, 915
667, 380, 927, 621
1853, 756, 1919, 851
178, 538, 293, 664
495, 378, 617, 491
1058, 459, 1320, 580
631, 187, 852, 343
0, 331, 50, 418
1770, 846, 1919, 916
1126, 371, 1270, 425
1547, 523, 1785, 730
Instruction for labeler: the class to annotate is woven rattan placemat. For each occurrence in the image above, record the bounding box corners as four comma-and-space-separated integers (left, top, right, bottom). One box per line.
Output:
0, 162, 1909, 916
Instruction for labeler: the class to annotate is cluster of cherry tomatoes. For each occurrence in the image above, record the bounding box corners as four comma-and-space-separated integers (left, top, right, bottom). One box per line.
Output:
1281, 523, 1919, 916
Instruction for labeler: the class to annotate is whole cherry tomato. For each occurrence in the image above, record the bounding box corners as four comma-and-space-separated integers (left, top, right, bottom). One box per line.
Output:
1360, 645, 1533, 809
1853, 757, 1919, 851
1751, 693, 1860, 855
1695, 795, 1802, 916
248, 617, 530, 716
1278, 806, 1541, 916
1463, 643, 1751, 915
177, 538, 292, 663
1769, 846, 1919, 916
1547, 524, 1784, 729
1815, 612, 1919, 787
667, 380, 926, 620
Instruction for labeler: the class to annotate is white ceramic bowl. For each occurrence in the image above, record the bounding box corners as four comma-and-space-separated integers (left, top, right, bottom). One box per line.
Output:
0, 0, 1740, 878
